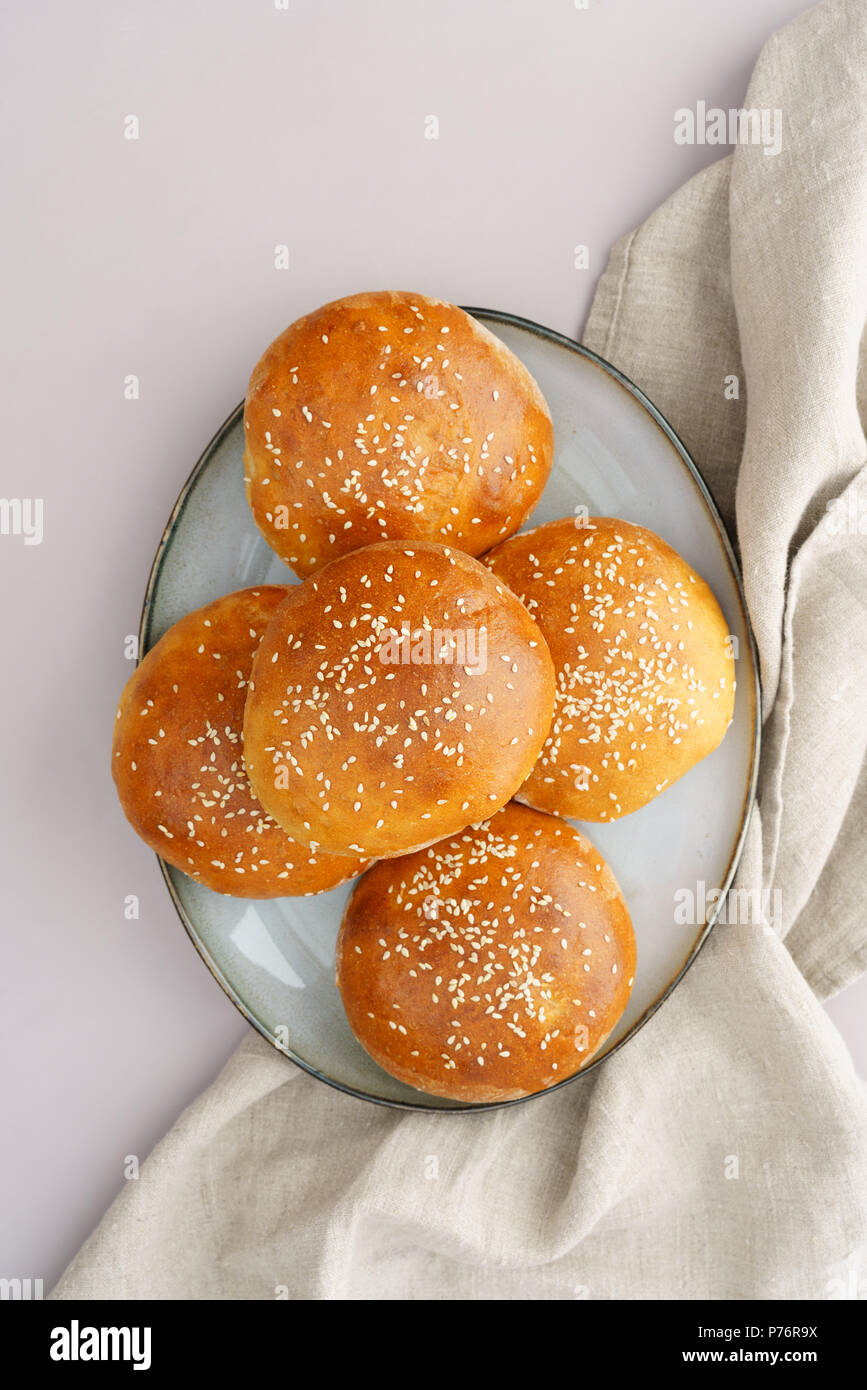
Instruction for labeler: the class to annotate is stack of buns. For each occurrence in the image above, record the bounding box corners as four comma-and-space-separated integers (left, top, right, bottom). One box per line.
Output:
483, 516, 735, 821
241, 539, 555, 859
113, 290, 736, 1102
243, 291, 553, 576
336, 803, 636, 1103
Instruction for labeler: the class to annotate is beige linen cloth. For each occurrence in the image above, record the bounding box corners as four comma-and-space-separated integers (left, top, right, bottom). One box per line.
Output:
55, 0, 867, 1300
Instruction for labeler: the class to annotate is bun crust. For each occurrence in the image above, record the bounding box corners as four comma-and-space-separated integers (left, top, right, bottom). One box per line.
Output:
242, 541, 556, 859
484, 517, 736, 820
243, 291, 553, 577
336, 803, 636, 1103
112, 587, 368, 896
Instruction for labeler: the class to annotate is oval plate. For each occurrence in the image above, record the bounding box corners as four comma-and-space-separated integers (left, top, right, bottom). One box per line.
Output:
140, 309, 760, 1112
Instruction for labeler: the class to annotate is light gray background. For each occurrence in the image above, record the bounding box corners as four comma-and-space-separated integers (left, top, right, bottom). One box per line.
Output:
2, 0, 862, 1292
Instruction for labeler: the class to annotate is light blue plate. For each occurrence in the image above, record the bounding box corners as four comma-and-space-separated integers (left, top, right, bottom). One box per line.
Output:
140, 310, 760, 1112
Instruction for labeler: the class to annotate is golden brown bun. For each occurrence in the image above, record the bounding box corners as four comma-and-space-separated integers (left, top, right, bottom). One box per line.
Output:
336, 803, 635, 1103
243, 541, 556, 859
112, 588, 368, 896
243, 291, 553, 577
483, 517, 736, 821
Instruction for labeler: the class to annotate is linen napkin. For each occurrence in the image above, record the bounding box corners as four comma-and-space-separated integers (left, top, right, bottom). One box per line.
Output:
53, 0, 867, 1300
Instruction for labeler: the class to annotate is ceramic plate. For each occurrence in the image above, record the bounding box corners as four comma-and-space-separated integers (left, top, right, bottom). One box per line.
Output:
139, 310, 760, 1112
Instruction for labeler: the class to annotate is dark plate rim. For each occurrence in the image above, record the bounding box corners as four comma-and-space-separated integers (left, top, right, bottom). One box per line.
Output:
138, 307, 762, 1115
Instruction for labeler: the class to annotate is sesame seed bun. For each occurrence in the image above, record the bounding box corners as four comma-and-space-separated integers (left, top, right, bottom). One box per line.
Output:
112, 588, 368, 896
242, 541, 556, 859
483, 517, 736, 821
335, 802, 636, 1103
243, 291, 553, 577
